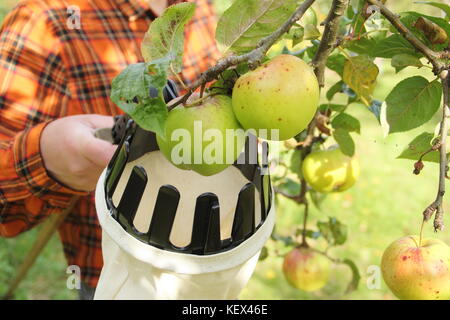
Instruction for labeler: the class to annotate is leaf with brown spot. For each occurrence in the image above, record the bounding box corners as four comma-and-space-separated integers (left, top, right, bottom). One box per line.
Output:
413, 17, 448, 45
343, 55, 379, 106
141, 2, 196, 74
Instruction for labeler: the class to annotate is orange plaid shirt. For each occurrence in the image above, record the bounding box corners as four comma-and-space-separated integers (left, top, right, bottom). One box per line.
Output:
0, 0, 221, 287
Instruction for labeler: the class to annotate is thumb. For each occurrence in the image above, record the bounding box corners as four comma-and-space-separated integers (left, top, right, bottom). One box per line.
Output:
82, 135, 118, 168
83, 114, 115, 130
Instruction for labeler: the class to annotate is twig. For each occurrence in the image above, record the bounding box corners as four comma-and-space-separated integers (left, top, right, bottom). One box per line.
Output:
302, 0, 349, 147
169, 0, 316, 109
300, 178, 309, 247
423, 70, 449, 231
312, 0, 350, 87
366, 0, 445, 75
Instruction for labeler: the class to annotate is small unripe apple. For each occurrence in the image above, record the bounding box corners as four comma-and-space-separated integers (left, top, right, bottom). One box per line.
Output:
156, 94, 245, 176
232, 54, 319, 141
282, 247, 331, 292
381, 236, 450, 300
302, 147, 360, 193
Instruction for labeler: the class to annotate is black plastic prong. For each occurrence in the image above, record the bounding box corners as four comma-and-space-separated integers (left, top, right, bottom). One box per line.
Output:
261, 140, 269, 168
252, 166, 266, 224
190, 193, 220, 254
261, 174, 271, 221
231, 183, 256, 243
116, 165, 148, 230
106, 140, 130, 208
204, 200, 222, 255
147, 185, 180, 249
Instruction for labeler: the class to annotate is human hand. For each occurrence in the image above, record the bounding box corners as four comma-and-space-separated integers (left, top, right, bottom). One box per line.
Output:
40, 114, 117, 191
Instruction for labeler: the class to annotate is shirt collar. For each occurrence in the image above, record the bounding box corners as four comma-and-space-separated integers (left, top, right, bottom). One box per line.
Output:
116, 0, 156, 22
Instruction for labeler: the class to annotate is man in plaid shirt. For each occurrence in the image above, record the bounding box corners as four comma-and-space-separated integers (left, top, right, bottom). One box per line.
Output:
0, 0, 221, 298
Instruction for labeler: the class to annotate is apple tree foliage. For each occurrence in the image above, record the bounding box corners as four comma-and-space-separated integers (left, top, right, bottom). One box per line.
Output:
110, 0, 450, 296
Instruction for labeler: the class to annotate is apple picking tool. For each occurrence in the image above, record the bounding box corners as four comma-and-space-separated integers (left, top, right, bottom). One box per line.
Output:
93, 80, 276, 299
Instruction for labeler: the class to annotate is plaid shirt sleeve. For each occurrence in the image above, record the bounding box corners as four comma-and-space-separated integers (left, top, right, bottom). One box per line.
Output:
0, 3, 87, 237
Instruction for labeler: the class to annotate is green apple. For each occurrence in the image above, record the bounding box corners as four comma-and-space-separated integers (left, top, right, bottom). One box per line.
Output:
302, 147, 360, 193
232, 54, 319, 141
156, 94, 245, 176
283, 247, 331, 291
381, 236, 450, 300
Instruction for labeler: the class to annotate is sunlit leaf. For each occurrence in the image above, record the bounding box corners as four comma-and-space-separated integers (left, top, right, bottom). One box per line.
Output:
333, 128, 355, 157
397, 132, 443, 163
216, 0, 298, 54
343, 259, 361, 294
331, 113, 361, 134
385, 76, 442, 133
415, 1, 450, 20
141, 2, 196, 74
343, 55, 379, 106
391, 53, 424, 73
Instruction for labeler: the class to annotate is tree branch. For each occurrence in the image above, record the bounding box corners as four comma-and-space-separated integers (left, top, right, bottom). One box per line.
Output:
366, 0, 445, 75
168, 0, 316, 109
312, 0, 350, 88
423, 70, 450, 231
302, 0, 349, 148
366, 0, 449, 231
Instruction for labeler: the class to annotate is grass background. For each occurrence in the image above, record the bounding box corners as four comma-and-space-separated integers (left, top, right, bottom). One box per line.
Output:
0, 0, 449, 300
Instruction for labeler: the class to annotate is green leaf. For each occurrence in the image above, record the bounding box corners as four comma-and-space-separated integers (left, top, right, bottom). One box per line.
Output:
399, 12, 449, 50
302, 7, 318, 26
295, 229, 322, 239
385, 76, 442, 133
141, 2, 196, 73
276, 178, 300, 197
331, 113, 361, 134
343, 55, 379, 106
415, 2, 450, 20
342, 259, 361, 294
397, 132, 441, 163
345, 37, 378, 56
391, 53, 424, 73
216, 0, 298, 54
304, 23, 321, 40
306, 40, 320, 60
271, 233, 296, 247
309, 189, 327, 210
333, 128, 355, 157
111, 63, 154, 111
329, 217, 348, 245
326, 81, 345, 101
327, 53, 347, 77
372, 34, 421, 58
110, 57, 173, 137
317, 221, 333, 244
258, 246, 269, 261
317, 217, 348, 246
319, 103, 347, 113
289, 150, 302, 179
289, 27, 304, 47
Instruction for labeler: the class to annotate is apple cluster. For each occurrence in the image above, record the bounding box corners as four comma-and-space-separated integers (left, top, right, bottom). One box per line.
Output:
157, 54, 322, 176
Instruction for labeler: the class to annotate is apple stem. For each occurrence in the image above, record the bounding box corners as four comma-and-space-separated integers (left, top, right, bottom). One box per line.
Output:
183, 92, 217, 108
419, 218, 426, 248
171, 66, 189, 92
301, 193, 310, 247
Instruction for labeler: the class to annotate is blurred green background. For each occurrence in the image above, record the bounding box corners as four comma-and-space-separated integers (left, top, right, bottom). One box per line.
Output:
0, 0, 449, 300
